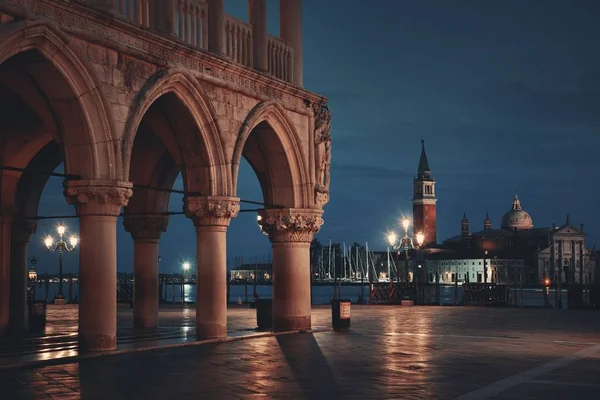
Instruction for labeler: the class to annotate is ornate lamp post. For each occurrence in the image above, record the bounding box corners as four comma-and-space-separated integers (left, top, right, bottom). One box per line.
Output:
44, 224, 78, 301
387, 217, 425, 283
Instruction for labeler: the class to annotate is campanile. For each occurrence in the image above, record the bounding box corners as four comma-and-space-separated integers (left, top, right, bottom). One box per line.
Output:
412, 140, 437, 246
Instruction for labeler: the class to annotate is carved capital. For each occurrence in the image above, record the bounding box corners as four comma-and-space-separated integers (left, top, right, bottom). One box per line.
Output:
11, 219, 37, 243
123, 215, 169, 240
258, 208, 324, 243
64, 180, 133, 217
183, 196, 240, 227
315, 185, 329, 208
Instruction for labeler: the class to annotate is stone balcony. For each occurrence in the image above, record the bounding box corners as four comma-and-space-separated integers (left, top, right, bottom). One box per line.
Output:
0, 0, 300, 86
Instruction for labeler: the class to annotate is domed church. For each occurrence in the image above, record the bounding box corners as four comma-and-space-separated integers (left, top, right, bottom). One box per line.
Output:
501, 194, 533, 232
441, 194, 596, 285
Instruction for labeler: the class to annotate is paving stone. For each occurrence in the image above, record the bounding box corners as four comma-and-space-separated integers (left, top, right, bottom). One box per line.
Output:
1, 306, 600, 399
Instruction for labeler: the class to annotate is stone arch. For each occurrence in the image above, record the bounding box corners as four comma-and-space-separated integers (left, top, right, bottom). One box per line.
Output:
0, 20, 118, 180
122, 69, 227, 196
232, 101, 309, 208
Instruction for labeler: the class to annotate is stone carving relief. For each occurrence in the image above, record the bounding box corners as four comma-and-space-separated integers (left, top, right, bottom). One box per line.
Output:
184, 196, 240, 226
122, 215, 169, 240
313, 102, 331, 207
64, 181, 133, 216
258, 209, 324, 243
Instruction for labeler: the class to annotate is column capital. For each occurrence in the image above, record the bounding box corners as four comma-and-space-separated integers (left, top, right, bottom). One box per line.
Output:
183, 196, 240, 227
258, 208, 323, 243
64, 180, 133, 217
11, 219, 37, 243
123, 215, 168, 241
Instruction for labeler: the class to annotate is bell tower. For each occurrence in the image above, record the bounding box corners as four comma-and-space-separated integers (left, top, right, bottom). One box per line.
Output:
413, 140, 437, 246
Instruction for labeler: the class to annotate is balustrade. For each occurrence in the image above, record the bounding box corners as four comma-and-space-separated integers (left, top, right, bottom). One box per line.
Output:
60, 1, 295, 82
173, 0, 208, 49
225, 15, 253, 68
115, 0, 151, 27
267, 35, 293, 82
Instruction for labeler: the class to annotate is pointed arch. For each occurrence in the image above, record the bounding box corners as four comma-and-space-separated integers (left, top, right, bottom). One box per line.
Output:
233, 101, 309, 208
122, 69, 227, 196
0, 20, 118, 179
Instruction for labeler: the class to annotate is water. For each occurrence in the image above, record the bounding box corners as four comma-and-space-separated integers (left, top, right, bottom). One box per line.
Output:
30, 282, 570, 308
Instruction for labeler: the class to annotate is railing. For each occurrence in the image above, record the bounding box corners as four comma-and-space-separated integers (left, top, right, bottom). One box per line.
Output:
225, 15, 253, 68
173, 0, 208, 49
267, 35, 293, 82
115, 0, 151, 28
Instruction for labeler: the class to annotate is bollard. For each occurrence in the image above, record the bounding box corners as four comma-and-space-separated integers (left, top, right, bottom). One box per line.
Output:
331, 298, 351, 331
255, 298, 273, 330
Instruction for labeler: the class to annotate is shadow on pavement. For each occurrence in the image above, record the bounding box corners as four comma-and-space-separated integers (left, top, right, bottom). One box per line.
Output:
277, 333, 345, 398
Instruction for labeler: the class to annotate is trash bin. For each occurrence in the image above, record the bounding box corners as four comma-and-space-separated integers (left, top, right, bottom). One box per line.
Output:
28, 300, 47, 331
255, 298, 273, 330
331, 298, 351, 331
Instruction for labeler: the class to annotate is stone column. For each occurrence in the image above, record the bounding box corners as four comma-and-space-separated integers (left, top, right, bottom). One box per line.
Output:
249, 0, 268, 72
123, 215, 168, 329
184, 196, 239, 339
9, 219, 36, 333
207, 0, 225, 55
0, 215, 11, 336
153, 0, 177, 35
64, 180, 133, 351
280, 0, 303, 86
258, 208, 323, 332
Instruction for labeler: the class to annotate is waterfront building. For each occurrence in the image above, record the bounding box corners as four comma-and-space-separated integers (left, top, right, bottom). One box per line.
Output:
395, 143, 598, 285
230, 263, 272, 283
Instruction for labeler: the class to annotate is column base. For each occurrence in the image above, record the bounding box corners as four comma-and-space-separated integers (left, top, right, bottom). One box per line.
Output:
54, 296, 67, 305
273, 315, 311, 332
196, 323, 226, 340
79, 334, 117, 352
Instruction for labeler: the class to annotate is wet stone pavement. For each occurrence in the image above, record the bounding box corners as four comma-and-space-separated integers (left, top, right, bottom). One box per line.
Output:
1, 306, 600, 399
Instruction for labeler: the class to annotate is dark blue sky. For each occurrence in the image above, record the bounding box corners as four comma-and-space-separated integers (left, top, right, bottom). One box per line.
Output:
32, 0, 600, 274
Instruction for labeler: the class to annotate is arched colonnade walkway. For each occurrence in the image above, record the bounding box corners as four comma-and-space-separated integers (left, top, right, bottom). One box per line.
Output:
0, 21, 330, 352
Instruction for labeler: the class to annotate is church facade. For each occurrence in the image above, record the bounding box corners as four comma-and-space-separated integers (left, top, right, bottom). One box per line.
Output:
412, 140, 597, 285
440, 196, 596, 285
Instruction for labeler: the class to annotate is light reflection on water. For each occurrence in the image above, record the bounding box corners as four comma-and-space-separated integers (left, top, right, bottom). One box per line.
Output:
33, 283, 566, 307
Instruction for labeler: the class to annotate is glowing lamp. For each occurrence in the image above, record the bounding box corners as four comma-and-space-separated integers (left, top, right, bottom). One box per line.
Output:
182, 262, 191, 271
57, 224, 66, 236
387, 232, 397, 246
402, 217, 410, 231
69, 236, 79, 248
44, 236, 54, 249
416, 231, 425, 247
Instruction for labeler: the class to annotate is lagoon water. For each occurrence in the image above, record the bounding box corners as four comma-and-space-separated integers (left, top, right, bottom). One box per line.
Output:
30, 282, 566, 308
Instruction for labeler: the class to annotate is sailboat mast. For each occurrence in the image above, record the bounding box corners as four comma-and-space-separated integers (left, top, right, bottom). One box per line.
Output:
387, 247, 391, 282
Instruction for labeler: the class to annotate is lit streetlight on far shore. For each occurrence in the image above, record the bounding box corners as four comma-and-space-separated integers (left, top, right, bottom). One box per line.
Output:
44, 223, 79, 302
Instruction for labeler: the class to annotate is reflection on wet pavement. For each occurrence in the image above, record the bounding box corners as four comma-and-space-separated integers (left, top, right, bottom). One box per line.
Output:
0, 304, 330, 367
1, 306, 600, 399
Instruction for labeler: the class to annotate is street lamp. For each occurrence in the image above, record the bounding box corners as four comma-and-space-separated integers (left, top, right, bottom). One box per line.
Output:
181, 262, 191, 305
388, 217, 425, 283
44, 223, 78, 301
257, 215, 269, 236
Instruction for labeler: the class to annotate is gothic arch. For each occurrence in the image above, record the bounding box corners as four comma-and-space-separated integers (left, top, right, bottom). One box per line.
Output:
232, 101, 309, 208
122, 69, 227, 196
0, 20, 117, 179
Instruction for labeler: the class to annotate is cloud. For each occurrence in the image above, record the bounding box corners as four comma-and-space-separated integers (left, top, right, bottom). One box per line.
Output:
331, 163, 414, 181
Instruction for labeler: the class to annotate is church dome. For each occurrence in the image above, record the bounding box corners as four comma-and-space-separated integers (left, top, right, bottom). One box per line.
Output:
501, 194, 533, 231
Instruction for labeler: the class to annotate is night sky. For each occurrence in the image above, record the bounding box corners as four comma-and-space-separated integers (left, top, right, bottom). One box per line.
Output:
32, 0, 600, 274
